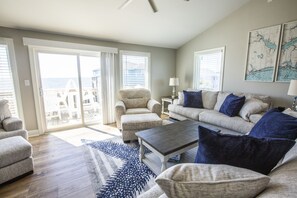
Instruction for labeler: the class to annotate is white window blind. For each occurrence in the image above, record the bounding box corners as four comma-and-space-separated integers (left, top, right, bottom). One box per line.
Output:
0, 44, 18, 116
120, 51, 150, 89
193, 48, 224, 91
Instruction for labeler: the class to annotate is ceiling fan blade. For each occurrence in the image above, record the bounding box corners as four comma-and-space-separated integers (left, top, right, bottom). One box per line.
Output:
148, 0, 158, 13
119, 0, 133, 10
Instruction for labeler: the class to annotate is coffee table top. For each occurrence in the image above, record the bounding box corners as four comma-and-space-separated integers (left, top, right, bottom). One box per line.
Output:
136, 120, 202, 156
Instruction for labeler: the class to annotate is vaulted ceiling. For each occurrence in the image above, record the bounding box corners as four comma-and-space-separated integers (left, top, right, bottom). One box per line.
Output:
0, 0, 250, 48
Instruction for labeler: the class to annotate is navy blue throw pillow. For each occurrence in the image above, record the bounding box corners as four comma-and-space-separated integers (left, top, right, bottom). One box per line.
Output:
219, 94, 245, 117
183, 90, 203, 108
249, 108, 297, 140
195, 126, 295, 175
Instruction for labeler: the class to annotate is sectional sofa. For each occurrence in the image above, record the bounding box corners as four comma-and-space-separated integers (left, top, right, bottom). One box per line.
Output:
139, 105, 297, 197
168, 90, 272, 134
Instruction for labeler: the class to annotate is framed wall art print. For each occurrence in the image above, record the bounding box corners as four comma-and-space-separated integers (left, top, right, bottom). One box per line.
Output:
275, 20, 297, 82
245, 25, 281, 82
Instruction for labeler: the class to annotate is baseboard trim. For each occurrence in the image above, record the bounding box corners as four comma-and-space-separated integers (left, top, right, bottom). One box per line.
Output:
28, 130, 40, 137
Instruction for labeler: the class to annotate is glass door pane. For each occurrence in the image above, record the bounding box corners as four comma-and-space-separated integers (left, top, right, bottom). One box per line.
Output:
38, 53, 82, 130
80, 55, 102, 124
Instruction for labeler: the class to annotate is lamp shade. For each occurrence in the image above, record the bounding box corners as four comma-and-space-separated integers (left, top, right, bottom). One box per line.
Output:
288, 80, 297, 96
169, 78, 179, 86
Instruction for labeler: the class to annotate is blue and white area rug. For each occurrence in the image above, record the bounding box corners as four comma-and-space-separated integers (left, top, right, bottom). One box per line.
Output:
81, 138, 156, 198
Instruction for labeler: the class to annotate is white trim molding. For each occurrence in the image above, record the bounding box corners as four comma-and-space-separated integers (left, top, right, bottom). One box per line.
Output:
28, 130, 40, 137
23, 37, 118, 54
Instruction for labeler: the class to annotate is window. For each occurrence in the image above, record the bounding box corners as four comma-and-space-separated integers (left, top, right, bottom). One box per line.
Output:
0, 38, 22, 117
120, 51, 151, 89
193, 47, 225, 91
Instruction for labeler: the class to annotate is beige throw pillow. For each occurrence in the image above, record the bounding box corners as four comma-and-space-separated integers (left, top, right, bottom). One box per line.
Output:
0, 100, 11, 122
214, 92, 231, 111
155, 163, 270, 198
239, 98, 269, 121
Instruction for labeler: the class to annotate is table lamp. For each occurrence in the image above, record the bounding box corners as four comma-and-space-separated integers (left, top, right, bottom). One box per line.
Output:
288, 80, 297, 111
169, 77, 179, 99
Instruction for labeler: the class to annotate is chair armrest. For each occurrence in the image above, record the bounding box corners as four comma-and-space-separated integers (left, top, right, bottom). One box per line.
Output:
115, 101, 126, 129
2, 117, 23, 131
147, 99, 161, 116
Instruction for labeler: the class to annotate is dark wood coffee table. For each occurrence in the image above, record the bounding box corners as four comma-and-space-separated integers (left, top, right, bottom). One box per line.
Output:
135, 120, 219, 174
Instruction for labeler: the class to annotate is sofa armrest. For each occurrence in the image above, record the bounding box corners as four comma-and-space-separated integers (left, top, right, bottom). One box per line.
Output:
147, 99, 161, 117
115, 101, 126, 129
2, 117, 23, 131
173, 99, 179, 105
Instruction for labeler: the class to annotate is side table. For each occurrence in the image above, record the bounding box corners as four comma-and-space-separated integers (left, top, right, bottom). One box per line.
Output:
161, 97, 173, 115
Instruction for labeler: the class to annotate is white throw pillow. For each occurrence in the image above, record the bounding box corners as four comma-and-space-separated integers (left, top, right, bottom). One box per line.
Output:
177, 91, 184, 105
239, 98, 269, 121
214, 92, 231, 111
0, 100, 11, 122
282, 108, 297, 118
155, 163, 270, 198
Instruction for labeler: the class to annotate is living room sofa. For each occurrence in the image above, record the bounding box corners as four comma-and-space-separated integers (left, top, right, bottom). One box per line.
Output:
139, 140, 297, 197
168, 90, 272, 134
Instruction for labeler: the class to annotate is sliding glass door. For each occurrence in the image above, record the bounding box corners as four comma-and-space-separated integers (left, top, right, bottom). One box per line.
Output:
37, 52, 102, 131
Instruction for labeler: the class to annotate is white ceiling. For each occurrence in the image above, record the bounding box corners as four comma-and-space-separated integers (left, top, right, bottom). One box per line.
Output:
0, 0, 250, 49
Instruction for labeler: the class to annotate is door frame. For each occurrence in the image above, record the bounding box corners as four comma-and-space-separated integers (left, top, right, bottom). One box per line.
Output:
28, 46, 101, 133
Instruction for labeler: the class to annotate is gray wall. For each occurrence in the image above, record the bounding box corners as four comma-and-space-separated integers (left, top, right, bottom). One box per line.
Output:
176, 0, 297, 107
0, 27, 176, 130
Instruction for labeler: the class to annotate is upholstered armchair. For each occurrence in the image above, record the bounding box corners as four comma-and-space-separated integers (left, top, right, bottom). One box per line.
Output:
0, 100, 28, 140
115, 88, 161, 129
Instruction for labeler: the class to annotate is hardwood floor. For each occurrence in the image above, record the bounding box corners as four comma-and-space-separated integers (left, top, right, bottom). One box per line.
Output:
0, 125, 121, 198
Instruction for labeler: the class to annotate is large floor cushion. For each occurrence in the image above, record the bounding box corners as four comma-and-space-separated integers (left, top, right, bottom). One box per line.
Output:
0, 136, 33, 184
121, 113, 162, 141
199, 110, 254, 134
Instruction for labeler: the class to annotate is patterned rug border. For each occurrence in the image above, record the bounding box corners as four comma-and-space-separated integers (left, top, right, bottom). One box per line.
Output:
81, 137, 156, 198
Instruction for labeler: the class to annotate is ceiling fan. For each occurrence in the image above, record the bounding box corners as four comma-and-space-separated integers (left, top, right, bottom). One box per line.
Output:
119, 0, 190, 13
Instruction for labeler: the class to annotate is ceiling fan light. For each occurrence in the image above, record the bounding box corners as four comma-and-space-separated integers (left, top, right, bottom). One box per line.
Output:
148, 0, 158, 13
119, 0, 133, 10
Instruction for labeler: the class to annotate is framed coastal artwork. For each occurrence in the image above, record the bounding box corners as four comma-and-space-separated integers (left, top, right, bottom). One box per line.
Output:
245, 25, 281, 82
275, 20, 297, 82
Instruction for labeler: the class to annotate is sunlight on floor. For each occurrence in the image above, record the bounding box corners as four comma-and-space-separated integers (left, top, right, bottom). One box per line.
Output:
50, 124, 121, 147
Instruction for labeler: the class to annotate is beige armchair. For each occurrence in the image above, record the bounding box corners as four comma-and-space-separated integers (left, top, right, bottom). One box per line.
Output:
0, 100, 28, 140
115, 88, 161, 129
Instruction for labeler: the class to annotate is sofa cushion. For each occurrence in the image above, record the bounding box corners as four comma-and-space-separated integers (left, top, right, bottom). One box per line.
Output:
119, 88, 151, 108
219, 94, 245, 117
0, 100, 11, 122
155, 163, 270, 198
239, 98, 269, 121
183, 90, 203, 108
195, 126, 295, 175
214, 92, 231, 111
168, 104, 206, 120
201, 90, 218, 109
249, 114, 263, 124
249, 108, 297, 140
199, 110, 254, 134
178, 90, 218, 110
